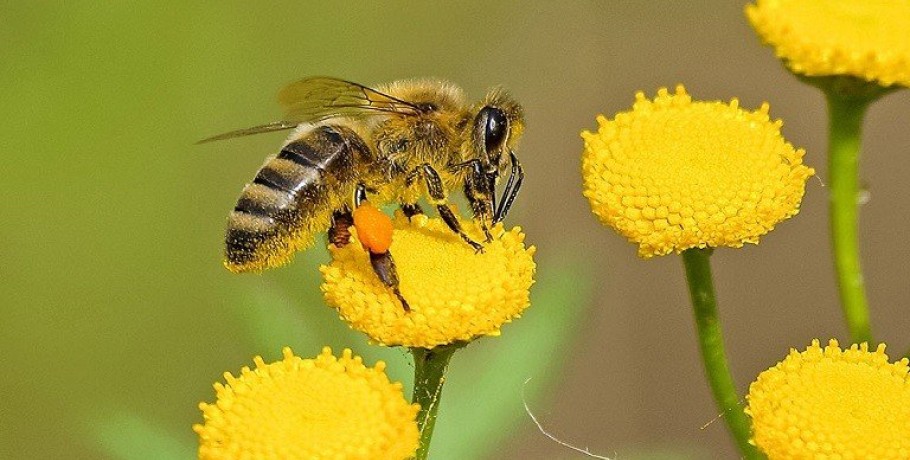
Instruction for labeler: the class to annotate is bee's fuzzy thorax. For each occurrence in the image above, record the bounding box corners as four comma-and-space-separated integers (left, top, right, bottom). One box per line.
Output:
378, 78, 466, 111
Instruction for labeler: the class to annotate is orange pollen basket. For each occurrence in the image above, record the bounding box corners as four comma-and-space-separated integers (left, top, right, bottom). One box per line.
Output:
352, 202, 394, 254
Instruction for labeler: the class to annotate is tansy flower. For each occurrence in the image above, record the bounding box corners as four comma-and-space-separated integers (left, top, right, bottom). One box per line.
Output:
321, 213, 535, 349
581, 85, 814, 258
746, 339, 910, 459
194, 347, 419, 460
747, 0, 910, 88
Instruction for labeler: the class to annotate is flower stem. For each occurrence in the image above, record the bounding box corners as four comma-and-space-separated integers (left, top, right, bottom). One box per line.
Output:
682, 248, 764, 460
411, 343, 463, 460
826, 92, 874, 345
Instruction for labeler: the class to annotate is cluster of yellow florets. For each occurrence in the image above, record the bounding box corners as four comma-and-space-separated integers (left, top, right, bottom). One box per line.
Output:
203, 204, 537, 457
195, 347, 419, 460
321, 214, 536, 348
747, 339, 910, 459
581, 85, 814, 257
747, 0, 910, 87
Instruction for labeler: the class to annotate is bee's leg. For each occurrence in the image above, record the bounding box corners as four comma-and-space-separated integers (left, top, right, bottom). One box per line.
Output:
349, 183, 410, 311
369, 251, 410, 312
412, 163, 484, 252
469, 198, 493, 242
458, 159, 494, 242
487, 171, 497, 223
330, 183, 370, 247
328, 209, 354, 247
401, 203, 424, 220
493, 150, 524, 223
354, 183, 368, 207
402, 172, 423, 220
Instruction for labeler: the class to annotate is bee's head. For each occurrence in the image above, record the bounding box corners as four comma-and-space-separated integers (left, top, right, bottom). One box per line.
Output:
472, 89, 524, 174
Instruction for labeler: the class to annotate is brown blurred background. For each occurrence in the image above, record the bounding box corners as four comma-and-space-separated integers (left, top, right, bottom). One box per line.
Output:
2, 2, 908, 459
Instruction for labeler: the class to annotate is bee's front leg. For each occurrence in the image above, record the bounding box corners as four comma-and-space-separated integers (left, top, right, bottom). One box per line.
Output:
411, 163, 484, 253
456, 159, 495, 242
493, 150, 524, 223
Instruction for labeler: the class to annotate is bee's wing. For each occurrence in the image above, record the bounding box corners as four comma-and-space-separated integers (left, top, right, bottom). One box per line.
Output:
197, 77, 421, 144
196, 121, 301, 144
278, 76, 422, 122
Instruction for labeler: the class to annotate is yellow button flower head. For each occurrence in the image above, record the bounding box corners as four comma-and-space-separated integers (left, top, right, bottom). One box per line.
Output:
747, 339, 910, 459
321, 214, 536, 348
581, 85, 814, 257
194, 347, 419, 460
747, 0, 910, 87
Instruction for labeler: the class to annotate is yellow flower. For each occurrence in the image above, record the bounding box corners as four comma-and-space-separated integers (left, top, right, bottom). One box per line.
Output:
321, 213, 536, 348
581, 85, 814, 258
746, 339, 910, 459
747, 0, 910, 88
194, 347, 419, 460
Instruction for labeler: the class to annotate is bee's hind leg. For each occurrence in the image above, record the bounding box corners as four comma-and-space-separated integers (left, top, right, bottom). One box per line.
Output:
332, 211, 410, 312
369, 251, 410, 312
328, 209, 354, 248
328, 184, 371, 248
349, 183, 410, 312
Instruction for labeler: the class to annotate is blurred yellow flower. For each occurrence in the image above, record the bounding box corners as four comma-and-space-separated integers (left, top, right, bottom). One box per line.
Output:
195, 347, 419, 460
747, 339, 910, 459
581, 85, 814, 257
321, 213, 535, 348
747, 0, 910, 87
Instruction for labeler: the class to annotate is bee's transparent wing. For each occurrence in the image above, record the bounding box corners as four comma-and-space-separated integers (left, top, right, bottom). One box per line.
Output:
278, 76, 422, 122
198, 77, 422, 144
196, 121, 300, 144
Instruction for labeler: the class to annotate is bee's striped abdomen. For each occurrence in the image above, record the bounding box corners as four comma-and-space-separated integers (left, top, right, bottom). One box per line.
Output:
225, 125, 368, 272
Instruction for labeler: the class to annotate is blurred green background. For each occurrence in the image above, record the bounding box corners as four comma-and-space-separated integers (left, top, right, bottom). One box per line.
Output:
3, 2, 909, 459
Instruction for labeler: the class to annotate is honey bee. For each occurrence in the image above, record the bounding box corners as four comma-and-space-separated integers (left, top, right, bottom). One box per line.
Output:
200, 77, 525, 309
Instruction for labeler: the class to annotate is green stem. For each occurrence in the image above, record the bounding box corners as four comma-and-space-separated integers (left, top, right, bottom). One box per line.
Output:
826, 92, 874, 345
410, 344, 462, 460
682, 249, 764, 460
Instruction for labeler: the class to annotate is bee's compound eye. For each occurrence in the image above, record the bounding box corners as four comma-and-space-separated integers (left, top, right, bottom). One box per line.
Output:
481, 107, 508, 153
